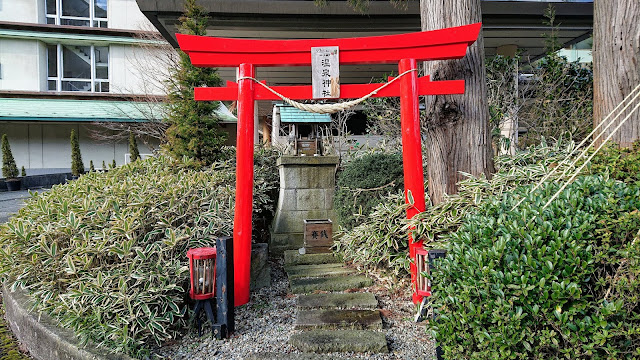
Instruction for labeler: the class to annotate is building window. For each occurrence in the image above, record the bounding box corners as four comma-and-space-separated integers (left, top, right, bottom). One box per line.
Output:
47, 44, 109, 92
46, 0, 108, 28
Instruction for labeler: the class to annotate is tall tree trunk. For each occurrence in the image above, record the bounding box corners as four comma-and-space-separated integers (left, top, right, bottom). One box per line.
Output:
420, 0, 494, 205
593, 0, 640, 147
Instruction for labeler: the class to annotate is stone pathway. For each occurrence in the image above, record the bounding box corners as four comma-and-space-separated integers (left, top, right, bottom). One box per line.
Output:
284, 250, 389, 354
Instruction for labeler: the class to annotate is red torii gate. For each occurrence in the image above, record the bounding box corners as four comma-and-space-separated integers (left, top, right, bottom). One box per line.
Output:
177, 23, 481, 306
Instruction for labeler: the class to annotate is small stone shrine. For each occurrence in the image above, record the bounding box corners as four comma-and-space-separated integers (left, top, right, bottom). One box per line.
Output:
270, 105, 338, 254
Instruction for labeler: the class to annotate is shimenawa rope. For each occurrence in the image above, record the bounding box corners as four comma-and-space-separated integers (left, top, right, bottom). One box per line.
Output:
236, 69, 418, 114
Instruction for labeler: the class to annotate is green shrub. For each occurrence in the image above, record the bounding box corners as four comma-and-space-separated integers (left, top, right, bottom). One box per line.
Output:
2, 134, 19, 179
334, 152, 404, 230
428, 176, 640, 359
70, 130, 84, 177
0, 152, 278, 358
336, 141, 578, 282
129, 132, 140, 162
587, 140, 640, 184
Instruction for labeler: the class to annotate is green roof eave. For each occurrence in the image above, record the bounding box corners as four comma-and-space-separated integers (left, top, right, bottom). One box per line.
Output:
0, 97, 237, 123
0, 97, 166, 122
0, 29, 165, 45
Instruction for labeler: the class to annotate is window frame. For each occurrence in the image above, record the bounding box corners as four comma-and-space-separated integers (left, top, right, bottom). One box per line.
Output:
46, 0, 108, 28
47, 44, 110, 93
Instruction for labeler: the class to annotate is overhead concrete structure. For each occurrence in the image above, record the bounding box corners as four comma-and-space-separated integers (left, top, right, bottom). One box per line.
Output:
136, 0, 593, 86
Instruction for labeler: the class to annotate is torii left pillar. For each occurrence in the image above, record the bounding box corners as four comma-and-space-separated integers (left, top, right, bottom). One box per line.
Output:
234, 63, 255, 306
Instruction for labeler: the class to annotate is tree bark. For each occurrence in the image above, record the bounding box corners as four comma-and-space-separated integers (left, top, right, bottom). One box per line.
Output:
593, 0, 640, 148
420, 0, 494, 205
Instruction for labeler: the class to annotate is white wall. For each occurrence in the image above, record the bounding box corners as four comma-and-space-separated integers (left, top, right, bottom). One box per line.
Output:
1, 122, 157, 176
0, 0, 43, 23
110, 43, 169, 95
108, 0, 154, 31
0, 0, 150, 29
0, 39, 42, 91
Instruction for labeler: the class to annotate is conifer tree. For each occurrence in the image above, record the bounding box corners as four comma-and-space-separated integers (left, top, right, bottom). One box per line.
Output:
112, 159, 116, 169
70, 130, 84, 177
102, 160, 106, 170
164, 0, 227, 165
129, 132, 140, 162
1, 134, 19, 179
89, 161, 95, 172
21, 166, 26, 177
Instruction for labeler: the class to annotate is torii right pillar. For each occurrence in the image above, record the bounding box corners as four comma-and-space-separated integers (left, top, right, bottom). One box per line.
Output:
399, 58, 427, 303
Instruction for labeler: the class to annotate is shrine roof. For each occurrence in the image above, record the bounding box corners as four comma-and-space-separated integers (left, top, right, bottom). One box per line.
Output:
277, 104, 331, 123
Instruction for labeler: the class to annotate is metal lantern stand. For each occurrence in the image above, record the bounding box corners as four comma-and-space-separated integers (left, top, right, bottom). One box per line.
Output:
187, 237, 234, 339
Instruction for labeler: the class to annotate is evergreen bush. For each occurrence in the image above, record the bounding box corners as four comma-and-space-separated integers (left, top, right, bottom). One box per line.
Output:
1, 134, 19, 179
586, 140, 640, 184
70, 130, 84, 177
129, 132, 140, 162
20, 166, 26, 177
429, 176, 640, 359
164, 0, 227, 165
89, 161, 95, 172
334, 152, 404, 230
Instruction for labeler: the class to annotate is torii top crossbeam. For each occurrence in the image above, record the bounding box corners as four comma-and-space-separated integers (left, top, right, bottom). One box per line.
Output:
177, 23, 481, 307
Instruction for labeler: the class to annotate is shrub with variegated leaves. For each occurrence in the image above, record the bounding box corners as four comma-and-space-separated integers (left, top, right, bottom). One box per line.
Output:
0, 149, 279, 358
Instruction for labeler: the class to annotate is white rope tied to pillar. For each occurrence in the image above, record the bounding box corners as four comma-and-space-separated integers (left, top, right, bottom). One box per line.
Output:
236, 68, 418, 114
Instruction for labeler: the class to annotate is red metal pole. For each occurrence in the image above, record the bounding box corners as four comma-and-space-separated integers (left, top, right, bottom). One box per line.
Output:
398, 58, 427, 304
233, 63, 255, 306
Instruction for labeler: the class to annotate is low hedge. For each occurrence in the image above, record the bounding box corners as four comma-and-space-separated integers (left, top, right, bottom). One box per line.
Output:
429, 176, 640, 359
334, 152, 404, 230
0, 150, 279, 358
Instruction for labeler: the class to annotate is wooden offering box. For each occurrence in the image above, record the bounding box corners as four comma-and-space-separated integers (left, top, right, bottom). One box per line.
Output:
303, 219, 333, 253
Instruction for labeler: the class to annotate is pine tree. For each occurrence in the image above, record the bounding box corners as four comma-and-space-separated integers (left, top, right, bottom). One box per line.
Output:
1, 134, 19, 179
89, 160, 95, 172
70, 130, 84, 177
102, 160, 106, 170
112, 159, 116, 169
164, 0, 227, 165
129, 132, 140, 162
21, 166, 26, 177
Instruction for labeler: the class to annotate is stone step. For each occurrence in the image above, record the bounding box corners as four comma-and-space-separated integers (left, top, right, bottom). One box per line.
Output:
286, 263, 355, 279
290, 275, 373, 294
289, 329, 389, 353
297, 292, 378, 309
295, 309, 382, 330
245, 353, 332, 360
284, 250, 340, 267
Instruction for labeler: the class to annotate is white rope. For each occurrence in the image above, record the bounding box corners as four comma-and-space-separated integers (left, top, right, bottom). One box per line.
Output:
511, 84, 640, 210
237, 69, 418, 114
543, 99, 640, 210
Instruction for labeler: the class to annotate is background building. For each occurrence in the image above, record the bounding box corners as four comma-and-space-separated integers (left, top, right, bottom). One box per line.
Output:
0, 0, 169, 176
136, 0, 593, 149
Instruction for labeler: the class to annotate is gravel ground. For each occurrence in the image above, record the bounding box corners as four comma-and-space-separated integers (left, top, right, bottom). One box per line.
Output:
153, 258, 435, 360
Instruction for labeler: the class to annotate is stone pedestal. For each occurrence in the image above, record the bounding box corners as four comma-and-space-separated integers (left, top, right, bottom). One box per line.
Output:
270, 155, 339, 254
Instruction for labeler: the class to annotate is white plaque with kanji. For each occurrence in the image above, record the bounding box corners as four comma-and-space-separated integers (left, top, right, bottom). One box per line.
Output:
311, 46, 340, 99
